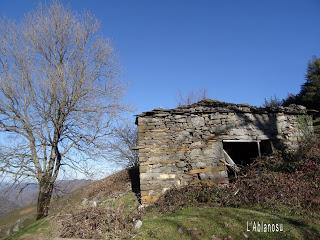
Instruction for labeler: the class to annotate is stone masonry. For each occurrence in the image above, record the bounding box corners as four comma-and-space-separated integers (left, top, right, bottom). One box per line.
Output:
135, 100, 314, 205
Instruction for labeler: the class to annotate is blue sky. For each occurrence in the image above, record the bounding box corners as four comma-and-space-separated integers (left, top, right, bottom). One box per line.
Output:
1, 0, 319, 115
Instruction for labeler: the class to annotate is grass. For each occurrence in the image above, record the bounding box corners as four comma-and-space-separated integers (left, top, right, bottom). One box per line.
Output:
6, 206, 320, 240
0, 206, 36, 240
136, 207, 320, 240
4, 218, 50, 240
101, 191, 139, 216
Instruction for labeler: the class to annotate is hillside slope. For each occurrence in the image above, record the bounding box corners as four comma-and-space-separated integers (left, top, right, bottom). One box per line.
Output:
0, 180, 92, 217
2, 168, 319, 240
2, 136, 320, 239
0, 169, 137, 239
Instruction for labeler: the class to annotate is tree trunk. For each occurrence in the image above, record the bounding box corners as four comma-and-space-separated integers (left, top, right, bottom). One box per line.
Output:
36, 180, 54, 220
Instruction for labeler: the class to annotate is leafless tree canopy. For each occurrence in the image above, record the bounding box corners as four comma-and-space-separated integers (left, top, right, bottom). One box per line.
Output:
0, 2, 125, 218
111, 123, 138, 167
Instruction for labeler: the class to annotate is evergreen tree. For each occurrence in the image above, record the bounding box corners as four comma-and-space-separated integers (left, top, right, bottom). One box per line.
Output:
299, 57, 320, 110
284, 57, 320, 110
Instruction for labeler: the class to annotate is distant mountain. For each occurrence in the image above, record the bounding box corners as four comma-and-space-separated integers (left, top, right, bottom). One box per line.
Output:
0, 179, 92, 217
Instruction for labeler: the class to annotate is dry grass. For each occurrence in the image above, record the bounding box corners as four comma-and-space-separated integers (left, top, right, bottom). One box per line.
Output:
84, 169, 132, 198
51, 168, 140, 239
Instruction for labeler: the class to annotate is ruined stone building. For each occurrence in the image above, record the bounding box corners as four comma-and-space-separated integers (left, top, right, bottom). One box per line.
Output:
135, 100, 314, 204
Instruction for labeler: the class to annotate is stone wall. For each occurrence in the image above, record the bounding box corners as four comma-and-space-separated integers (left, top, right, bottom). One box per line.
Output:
136, 100, 314, 204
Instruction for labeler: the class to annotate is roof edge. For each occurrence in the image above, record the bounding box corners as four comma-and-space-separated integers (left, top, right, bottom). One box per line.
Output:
137, 99, 314, 118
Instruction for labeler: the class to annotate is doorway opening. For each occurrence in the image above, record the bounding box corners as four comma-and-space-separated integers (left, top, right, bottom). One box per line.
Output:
222, 139, 273, 180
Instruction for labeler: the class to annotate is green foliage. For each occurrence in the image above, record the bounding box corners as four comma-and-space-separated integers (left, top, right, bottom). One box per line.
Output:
5, 219, 49, 240
314, 117, 320, 135
300, 57, 320, 110
296, 115, 314, 141
284, 57, 320, 110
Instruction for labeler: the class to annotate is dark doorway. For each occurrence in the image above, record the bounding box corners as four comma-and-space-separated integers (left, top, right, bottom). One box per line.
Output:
260, 140, 273, 156
223, 140, 273, 181
223, 141, 259, 167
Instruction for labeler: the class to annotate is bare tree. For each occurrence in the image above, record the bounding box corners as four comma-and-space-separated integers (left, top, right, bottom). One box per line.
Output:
110, 122, 138, 168
176, 88, 208, 106
0, 2, 125, 219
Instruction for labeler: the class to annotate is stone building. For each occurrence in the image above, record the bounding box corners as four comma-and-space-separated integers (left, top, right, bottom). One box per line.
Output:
135, 99, 314, 204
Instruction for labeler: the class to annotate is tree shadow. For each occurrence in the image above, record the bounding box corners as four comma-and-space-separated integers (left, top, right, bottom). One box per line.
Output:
234, 111, 287, 151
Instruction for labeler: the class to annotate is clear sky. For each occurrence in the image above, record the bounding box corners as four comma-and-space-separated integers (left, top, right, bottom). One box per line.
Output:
1, 0, 319, 115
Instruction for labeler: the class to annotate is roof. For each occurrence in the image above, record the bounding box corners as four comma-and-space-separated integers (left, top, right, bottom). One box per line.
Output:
137, 99, 313, 118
